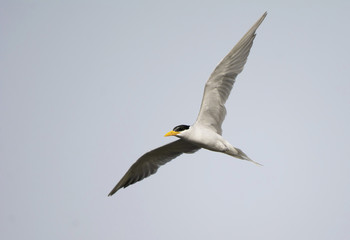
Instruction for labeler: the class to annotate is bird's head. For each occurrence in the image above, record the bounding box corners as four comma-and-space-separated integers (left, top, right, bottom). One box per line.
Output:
164, 124, 190, 137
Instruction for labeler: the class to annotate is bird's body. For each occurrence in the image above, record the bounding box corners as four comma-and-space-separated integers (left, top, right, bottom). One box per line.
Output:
174, 124, 259, 162
178, 125, 231, 153
108, 12, 267, 196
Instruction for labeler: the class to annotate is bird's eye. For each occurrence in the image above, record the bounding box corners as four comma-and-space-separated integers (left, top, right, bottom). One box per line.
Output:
173, 125, 190, 132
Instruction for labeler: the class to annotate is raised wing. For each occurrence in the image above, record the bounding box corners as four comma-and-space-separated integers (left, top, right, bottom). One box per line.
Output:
108, 139, 200, 196
195, 12, 267, 134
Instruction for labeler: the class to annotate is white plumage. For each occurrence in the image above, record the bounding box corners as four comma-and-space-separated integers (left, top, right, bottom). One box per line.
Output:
109, 12, 267, 196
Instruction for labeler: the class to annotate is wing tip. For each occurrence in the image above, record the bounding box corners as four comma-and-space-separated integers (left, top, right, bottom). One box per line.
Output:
107, 188, 118, 197
252, 11, 268, 31
261, 12, 267, 24
108, 181, 125, 196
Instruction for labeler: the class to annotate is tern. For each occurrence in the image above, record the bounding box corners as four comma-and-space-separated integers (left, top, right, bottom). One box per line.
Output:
109, 12, 267, 196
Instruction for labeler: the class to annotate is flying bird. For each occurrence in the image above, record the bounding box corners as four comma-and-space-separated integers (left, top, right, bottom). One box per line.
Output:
109, 12, 267, 196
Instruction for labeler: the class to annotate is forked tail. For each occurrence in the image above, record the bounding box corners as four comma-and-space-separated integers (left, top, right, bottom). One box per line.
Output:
228, 147, 263, 166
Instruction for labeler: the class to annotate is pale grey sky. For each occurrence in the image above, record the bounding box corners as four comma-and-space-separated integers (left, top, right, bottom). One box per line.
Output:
1, 1, 350, 239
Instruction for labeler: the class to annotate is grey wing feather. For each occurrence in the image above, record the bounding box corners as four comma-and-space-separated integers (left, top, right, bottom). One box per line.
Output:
108, 139, 200, 196
195, 12, 267, 134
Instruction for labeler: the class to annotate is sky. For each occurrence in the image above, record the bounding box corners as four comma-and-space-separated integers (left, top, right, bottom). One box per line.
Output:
1, 0, 350, 239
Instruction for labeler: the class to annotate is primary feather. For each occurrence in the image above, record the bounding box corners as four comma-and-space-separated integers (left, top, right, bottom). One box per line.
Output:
108, 140, 199, 196
195, 12, 267, 134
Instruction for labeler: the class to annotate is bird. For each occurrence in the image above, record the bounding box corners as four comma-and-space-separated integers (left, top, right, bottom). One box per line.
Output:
108, 12, 267, 196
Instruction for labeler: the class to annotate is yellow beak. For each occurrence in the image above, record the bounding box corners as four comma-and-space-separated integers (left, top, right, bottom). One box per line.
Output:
164, 130, 180, 137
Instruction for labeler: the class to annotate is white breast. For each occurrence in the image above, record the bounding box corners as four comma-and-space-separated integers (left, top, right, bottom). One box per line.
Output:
178, 125, 230, 152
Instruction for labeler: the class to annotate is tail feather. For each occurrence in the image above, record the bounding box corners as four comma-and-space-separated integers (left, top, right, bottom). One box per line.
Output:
230, 147, 263, 166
